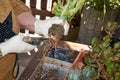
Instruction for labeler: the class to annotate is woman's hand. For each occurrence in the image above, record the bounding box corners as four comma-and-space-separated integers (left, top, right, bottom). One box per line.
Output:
0, 34, 36, 56
34, 16, 70, 37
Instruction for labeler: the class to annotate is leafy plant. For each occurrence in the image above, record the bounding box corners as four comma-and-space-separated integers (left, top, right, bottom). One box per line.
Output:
85, 0, 120, 14
82, 21, 120, 80
52, 0, 85, 21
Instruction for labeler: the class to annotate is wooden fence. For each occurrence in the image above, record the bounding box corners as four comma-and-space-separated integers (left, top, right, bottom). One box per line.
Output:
21, 0, 58, 20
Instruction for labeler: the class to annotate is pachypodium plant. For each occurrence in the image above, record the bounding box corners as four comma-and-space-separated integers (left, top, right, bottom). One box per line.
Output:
52, 0, 85, 21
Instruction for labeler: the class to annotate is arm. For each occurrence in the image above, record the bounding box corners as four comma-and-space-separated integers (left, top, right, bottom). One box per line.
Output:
0, 0, 69, 56
11, 0, 69, 36
17, 12, 69, 37
11, 0, 36, 32
0, 34, 36, 56
17, 12, 36, 32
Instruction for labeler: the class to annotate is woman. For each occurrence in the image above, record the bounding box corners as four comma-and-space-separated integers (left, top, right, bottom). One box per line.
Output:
0, 0, 69, 80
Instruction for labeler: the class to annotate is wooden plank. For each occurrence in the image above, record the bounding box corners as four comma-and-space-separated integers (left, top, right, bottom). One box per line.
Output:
41, 0, 47, 10
31, 8, 54, 17
30, 0, 36, 16
43, 57, 72, 68
18, 46, 45, 80
30, 0, 36, 8
40, 0, 48, 19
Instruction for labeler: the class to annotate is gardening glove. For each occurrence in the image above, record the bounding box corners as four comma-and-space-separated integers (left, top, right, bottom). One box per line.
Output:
0, 34, 36, 56
34, 16, 69, 37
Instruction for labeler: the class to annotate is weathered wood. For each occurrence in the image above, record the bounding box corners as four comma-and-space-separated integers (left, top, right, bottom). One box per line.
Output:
78, 5, 120, 45
20, 0, 65, 20
42, 57, 72, 68
41, 0, 47, 10
31, 8, 54, 17
30, 0, 36, 8
18, 47, 44, 80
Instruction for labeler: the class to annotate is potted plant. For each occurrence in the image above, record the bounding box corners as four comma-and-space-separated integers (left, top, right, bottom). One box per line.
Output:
66, 22, 120, 80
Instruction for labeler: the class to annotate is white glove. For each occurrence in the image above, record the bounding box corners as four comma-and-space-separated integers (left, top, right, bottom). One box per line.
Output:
0, 34, 36, 56
34, 16, 69, 37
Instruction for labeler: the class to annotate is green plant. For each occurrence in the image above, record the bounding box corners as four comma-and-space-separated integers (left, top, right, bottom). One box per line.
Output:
85, 0, 120, 14
52, 0, 85, 21
82, 21, 120, 80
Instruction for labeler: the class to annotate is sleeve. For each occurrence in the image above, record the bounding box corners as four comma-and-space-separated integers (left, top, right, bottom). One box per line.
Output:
11, 0, 32, 16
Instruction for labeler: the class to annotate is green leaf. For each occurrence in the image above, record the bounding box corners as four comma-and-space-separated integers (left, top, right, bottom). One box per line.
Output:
101, 42, 109, 48
81, 66, 97, 80
67, 70, 81, 80
115, 72, 120, 80
93, 47, 101, 53
91, 37, 98, 46
84, 54, 92, 65
104, 60, 114, 73
116, 53, 120, 57
114, 43, 120, 49
106, 22, 117, 31
103, 48, 111, 58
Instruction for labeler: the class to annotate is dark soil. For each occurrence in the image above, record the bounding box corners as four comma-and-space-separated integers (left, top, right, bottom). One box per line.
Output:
30, 47, 79, 80
30, 63, 69, 80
